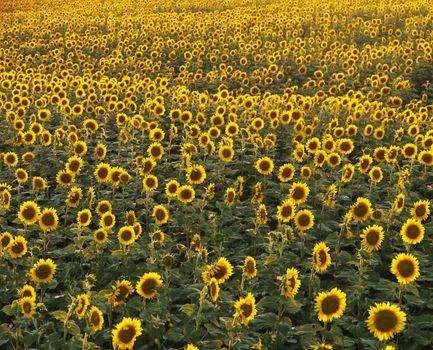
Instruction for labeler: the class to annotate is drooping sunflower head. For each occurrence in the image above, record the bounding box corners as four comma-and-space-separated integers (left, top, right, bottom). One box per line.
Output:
360, 225, 384, 252
366, 302, 406, 341
390, 253, 420, 285
314, 288, 346, 323
136, 272, 163, 299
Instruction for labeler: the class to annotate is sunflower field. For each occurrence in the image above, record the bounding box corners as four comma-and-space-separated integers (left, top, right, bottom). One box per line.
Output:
1, 0, 433, 349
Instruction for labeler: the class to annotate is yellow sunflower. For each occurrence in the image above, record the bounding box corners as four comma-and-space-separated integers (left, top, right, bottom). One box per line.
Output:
29, 258, 57, 283
366, 302, 406, 341
152, 204, 169, 225
77, 209, 92, 227
351, 197, 372, 222
177, 185, 195, 204
106, 280, 134, 307
142, 174, 158, 192
56, 170, 75, 187
94, 228, 108, 244
208, 277, 220, 302
255, 156, 274, 175
281, 267, 301, 299
20, 297, 36, 318
400, 218, 424, 244
313, 242, 331, 272
390, 253, 420, 285
410, 200, 430, 221
100, 212, 116, 230
112, 317, 143, 350
74, 294, 90, 319
278, 163, 296, 182
8, 236, 28, 259
0, 231, 13, 250
19, 285, 36, 300
360, 225, 384, 252
136, 272, 163, 299
294, 209, 315, 231
95, 200, 112, 216
242, 256, 257, 279
39, 208, 59, 232
118, 226, 136, 246
165, 180, 180, 197
186, 164, 207, 185
315, 288, 346, 322
289, 182, 310, 204
202, 257, 234, 284
94, 163, 111, 183
88, 306, 104, 332
18, 201, 40, 226
234, 292, 257, 326
277, 199, 296, 223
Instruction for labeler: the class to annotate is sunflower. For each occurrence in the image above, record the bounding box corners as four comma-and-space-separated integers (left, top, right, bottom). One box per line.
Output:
150, 204, 168, 225
115, 217, 134, 238
360, 225, 384, 252
136, 272, 163, 299
341, 163, 355, 183
282, 267, 301, 299
95, 143, 107, 160
295, 209, 315, 231
202, 257, 234, 284
96, 200, 112, 216
315, 288, 346, 322
88, 306, 104, 332
277, 199, 296, 223
187, 164, 207, 185
242, 256, 257, 279
218, 145, 234, 162
418, 150, 433, 166
371, 208, 385, 222
18, 201, 40, 226
29, 258, 57, 283
150, 229, 165, 244
100, 212, 116, 230
36, 209, 57, 234
77, 209, 92, 227
3, 151, 18, 167
32, 176, 47, 191
400, 218, 424, 244
256, 204, 268, 225
19, 285, 36, 300
143, 174, 158, 192
278, 163, 295, 182
138, 157, 156, 175
357, 154, 373, 173
165, 180, 180, 197
351, 197, 372, 222
313, 242, 331, 272
177, 185, 195, 204
15, 168, 28, 183
336, 138, 354, 154
56, 170, 75, 187
65, 187, 82, 207
9, 236, 28, 259
0, 231, 13, 250
66, 156, 84, 175
234, 292, 257, 326
94, 163, 111, 183
289, 182, 310, 204
327, 152, 341, 168
147, 142, 164, 160
312, 343, 333, 350
112, 317, 143, 350
366, 302, 406, 341
185, 345, 199, 350
391, 253, 420, 285
255, 156, 274, 175
106, 280, 134, 307
20, 297, 36, 318
402, 143, 417, 159
208, 277, 220, 302
94, 228, 108, 244
224, 187, 236, 207
125, 210, 137, 226
369, 166, 383, 184
74, 294, 90, 319
410, 200, 430, 221
392, 193, 405, 213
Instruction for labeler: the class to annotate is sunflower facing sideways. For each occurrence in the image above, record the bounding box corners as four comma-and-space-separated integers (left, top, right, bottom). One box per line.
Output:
390, 253, 420, 285
202, 257, 234, 284
112, 317, 143, 350
106, 280, 134, 307
281, 267, 301, 299
88, 306, 104, 332
313, 242, 331, 272
234, 292, 257, 326
314, 288, 346, 322
366, 302, 406, 341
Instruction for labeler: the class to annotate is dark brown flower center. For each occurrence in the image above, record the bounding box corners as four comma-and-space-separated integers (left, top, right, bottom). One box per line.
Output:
36, 264, 52, 280
397, 259, 415, 277
374, 310, 398, 332
321, 295, 340, 315
118, 326, 136, 344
